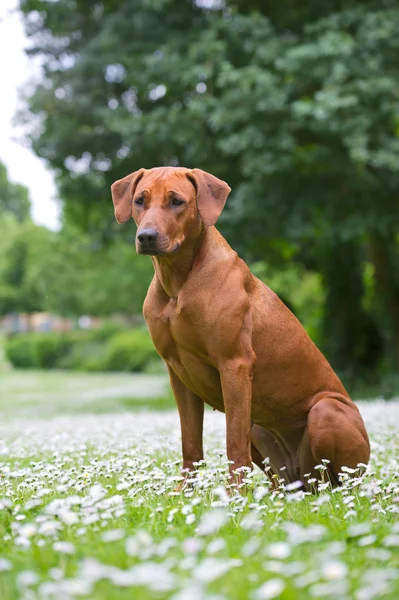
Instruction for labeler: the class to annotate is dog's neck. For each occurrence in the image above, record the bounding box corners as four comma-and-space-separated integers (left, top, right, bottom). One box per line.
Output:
152, 225, 211, 298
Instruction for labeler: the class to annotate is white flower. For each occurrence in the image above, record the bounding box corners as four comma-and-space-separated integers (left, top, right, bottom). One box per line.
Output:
53, 541, 75, 555
182, 537, 203, 555
88, 484, 107, 502
311, 581, 348, 598
49, 568, 64, 581
60, 578, 93, 596
242, 539, 261, 557
207, 538, 226, 554
101, 529, 125, 542
180, 556, 197, 571
321, 560, 348, 580
38, 520, 61, 536
263, 561, 284, 574
285, 480, 303, 491
340, 466, 357, 474
0, 559, 12, 572
196, 508, 229, 536
185, 513, 196, 525
283, 523, 327, 545
79, 558, 109, 583
266, 542, 291, 560
129, 562, 177, 592
15, 535, 31, 548
193, 558, 242, 582
17, 570, 39, 587
125, 530, 152, 556
366, 548, 392, 561
171, 583, 224, 600
358, 535, 377, 547
344, 510, 357, 519
255, 578, 285, 599
213, 485, 230, 504
107, 568, 136, 587
383, 534, 399, 547
58, 509, 78, 525
240, 511, 263, 532
18, 524, 36, 538
347, 523, 371, 537
314, 494, 331, 507
254, 486, 269, 501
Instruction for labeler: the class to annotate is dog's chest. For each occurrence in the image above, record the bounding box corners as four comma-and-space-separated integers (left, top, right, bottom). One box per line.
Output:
146, 296, 222, 397
147, 297, 198, 360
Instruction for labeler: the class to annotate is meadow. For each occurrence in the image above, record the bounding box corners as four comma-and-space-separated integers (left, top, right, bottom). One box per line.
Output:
0, 370, 398, 599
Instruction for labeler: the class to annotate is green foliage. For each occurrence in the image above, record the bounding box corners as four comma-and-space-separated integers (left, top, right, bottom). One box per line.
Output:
0, 218, 153, 317
58, 339, 107, 372
36, 226, 153, 317
0, 162, 31, 222
4, 327, 160, 373
5, 332, 72, 369
0, 166, 49, 315
251, 261, 324, 345
0, 215, 55, 314
34, 332, 73, 369
87, 321, 125, 341
104, 329, 160, 373
4, 334, 37, 369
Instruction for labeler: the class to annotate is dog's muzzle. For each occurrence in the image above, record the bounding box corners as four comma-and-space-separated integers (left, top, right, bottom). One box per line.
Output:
136, 228, 160, 255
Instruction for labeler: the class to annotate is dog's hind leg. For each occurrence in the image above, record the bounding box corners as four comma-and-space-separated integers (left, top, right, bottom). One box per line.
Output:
299, 396, 370, 489
251, 424, 296, 485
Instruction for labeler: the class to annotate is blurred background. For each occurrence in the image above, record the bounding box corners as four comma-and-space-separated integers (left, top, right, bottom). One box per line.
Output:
1, 0, 399, 401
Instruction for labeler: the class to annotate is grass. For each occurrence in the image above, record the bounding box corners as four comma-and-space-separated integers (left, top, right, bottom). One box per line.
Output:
0, 371, 398, 599
0, 370, 172, 418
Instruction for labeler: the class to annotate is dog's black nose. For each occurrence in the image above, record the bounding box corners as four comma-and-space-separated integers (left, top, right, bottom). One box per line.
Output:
137, 229, 159, 245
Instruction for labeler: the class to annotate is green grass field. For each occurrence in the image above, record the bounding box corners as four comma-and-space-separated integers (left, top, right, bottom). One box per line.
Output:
0, 370, 398, 599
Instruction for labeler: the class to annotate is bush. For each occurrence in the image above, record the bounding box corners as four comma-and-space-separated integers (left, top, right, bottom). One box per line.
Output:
5, 326, 161, 373
104, 329, 159, 372
5, 332, 72, 369
4, 334, 38, 368
34, 333, 72, 369
86, 322, 126, 342
58, 340, 107, 372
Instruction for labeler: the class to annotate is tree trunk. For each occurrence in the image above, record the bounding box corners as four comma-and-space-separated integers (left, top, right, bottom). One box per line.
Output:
368, 233, 399, 371
319, 239, 382, 381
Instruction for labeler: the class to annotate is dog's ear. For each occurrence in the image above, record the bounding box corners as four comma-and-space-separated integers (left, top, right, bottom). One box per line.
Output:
187, 168, 231, 226
111, 169, 145, 223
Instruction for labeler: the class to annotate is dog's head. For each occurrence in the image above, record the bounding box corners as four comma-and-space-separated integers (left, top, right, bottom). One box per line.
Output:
111, 167, 231, 256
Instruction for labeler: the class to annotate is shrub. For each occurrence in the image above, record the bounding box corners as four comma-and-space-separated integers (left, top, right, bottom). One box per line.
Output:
104, 329, 159, 372
58, 340, 106, 371
4, 334, 38, 368
86, 322, 126, 342
5, 327, 161, 373
34, 333, 72, 369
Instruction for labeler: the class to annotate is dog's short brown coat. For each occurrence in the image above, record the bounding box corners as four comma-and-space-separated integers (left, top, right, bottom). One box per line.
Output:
111, 166, 370, 487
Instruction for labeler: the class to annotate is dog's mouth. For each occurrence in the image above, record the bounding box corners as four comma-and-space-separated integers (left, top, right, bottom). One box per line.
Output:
138, 243, 180, 257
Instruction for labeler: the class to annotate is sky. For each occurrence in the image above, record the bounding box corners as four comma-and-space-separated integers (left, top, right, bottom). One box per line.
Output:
0, 0, 60, 230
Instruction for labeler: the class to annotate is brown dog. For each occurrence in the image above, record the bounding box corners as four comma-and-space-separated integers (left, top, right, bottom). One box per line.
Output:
111, 166, 370, 489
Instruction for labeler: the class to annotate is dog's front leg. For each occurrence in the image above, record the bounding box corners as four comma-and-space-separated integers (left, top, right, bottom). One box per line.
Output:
220, 359, 253, 487
168, 367, 204, 486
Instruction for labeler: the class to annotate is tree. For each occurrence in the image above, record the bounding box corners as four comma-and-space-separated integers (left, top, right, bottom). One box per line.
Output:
0, 214, 53, 314
36, 225, 153, 317
17, 0, 399, 373
0, 161, 31, 222
0, 214, 153, 317
0, 155, 152, 316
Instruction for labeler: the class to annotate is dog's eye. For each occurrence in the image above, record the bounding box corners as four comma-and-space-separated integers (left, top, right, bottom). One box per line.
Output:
134, 196, 144, 206
171, 197, 185, 207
